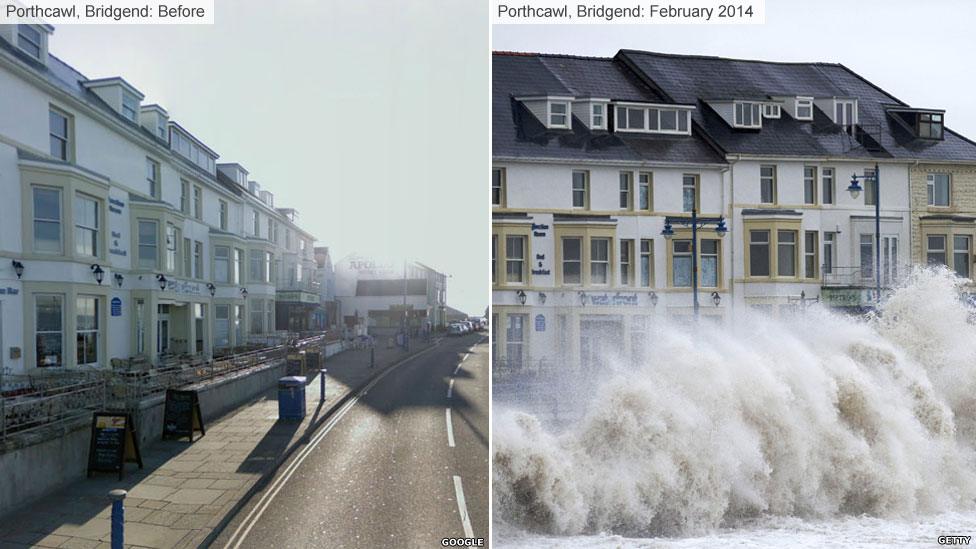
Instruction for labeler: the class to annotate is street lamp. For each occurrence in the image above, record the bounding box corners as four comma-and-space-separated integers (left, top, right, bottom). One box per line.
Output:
90, 264, 105, 285
11, 260, 24, 279
849, 163, 881, 303
515, 289, 527, 305
662, 208, 728, 319
156, 274, 167, 291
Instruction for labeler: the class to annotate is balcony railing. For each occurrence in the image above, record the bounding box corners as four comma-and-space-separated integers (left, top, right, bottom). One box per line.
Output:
821, 265, 893, 288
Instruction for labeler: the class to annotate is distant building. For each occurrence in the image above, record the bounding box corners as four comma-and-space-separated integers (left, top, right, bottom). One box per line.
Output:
314, 246, 340, 332
334, 255, 448, 336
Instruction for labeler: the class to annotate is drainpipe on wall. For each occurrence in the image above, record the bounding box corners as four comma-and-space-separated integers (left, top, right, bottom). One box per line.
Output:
726, 156, 738, 319
911, 159, 919, 268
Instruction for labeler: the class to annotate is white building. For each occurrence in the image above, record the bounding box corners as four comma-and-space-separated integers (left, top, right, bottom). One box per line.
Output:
492, 51, 976, 372
334, 255, 448, 336
0, 24, 322, 375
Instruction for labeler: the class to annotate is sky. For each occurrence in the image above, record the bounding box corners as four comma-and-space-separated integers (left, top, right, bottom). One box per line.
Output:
493, 0, 976, 141
50, 0, 488, 316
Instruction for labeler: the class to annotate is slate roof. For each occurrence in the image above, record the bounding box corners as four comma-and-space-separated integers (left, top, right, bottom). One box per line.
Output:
492, 52, 726, 165
617, 50, 976, 162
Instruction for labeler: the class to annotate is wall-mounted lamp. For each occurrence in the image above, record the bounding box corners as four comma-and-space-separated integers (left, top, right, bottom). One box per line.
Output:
11, 260, 24, 279
156, 274, 167, 291
515, 289, 526, 306
649, 291, 659, 307
240, 287, 248, 299
538, 292, 547, 305
90, 264, 105, 285
711, 291, 722, 307
113, 273, 124, 288
206, 282, 216, 297
578, 291, 587, 307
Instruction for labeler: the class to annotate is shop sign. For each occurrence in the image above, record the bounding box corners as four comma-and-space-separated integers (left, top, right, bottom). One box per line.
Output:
111, 297, 122, 316
586, 292, 639, 306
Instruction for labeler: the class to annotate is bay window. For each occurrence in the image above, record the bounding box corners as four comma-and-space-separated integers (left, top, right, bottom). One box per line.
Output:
749, 230, 770, 277
672, 240, 692, 287
562, 237, 582, 284
505, 235, 526, 283
215, 245, 230, 283
33, 186, 62, 253
954, 235, 971, 279
74, 193, 98, 257
137, 220, 158, 269
777, 230, 797, 277
927, 235, 947, 266
590, 238, 610, 285
640, 239, 653, 287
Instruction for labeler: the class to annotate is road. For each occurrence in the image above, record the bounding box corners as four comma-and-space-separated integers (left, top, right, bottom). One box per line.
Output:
215, 333, 489, 549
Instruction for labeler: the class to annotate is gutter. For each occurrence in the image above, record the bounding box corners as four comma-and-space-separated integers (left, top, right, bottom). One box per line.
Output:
493, 155, 728, 170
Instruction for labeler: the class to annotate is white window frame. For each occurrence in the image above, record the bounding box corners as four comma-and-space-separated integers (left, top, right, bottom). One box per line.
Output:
121, 93, 139, 122
615, 104, 691, 135
214, 245, 230, 283
73, 193, 99, 258
219, 200, 228, 230
795, 97, 814, 120
33, 186, 63, 254
590, 237, 610, 285
35, 293, 64, 368
17, 25, 42, 59
49, 107, 70, 161
733, 101, 762, 128
834, 99, 857, 127
562, 237, 582, 285
146, 157, 159, 199
762, 103, 781, 119
548, 101, 570, 129
137, 220, 158, 269
590, 103, 606, 129
193, 185, 203, 220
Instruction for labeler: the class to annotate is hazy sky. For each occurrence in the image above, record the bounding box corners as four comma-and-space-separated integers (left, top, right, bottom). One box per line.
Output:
493, 0, 976, 140
51, 0, 488, 316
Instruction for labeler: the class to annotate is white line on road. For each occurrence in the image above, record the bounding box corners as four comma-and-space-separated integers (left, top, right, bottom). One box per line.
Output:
453, 475, 474, 538
222, 343, 440, 549
447, 378, 455, 399
446, 408, 455, 447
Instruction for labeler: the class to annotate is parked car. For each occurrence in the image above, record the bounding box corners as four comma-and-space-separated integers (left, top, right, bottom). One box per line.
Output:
448, 323, 464, 336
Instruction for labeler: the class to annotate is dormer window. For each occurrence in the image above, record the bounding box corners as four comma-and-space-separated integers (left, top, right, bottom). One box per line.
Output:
17, 25, 42, 59
763, 103, 781, 119
548, 101, 570, 128
121, 93, 140, 122
734, 102, 762, 128
795, 97, 813, 120
919, 112, 944, 139
591, 104, 605, 129
614, 103, 692, 135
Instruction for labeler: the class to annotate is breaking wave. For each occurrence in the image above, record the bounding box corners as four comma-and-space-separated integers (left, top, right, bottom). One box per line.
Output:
493, 268, 976, 538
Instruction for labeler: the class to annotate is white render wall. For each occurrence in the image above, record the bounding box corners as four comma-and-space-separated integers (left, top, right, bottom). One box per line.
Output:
0, 43, 320, 375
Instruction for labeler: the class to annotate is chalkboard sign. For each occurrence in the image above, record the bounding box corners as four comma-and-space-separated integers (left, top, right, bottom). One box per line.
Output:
87, 413, 143, 480
162, 389, 205, 441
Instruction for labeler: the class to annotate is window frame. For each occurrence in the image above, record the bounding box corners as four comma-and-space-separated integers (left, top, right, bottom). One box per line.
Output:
548, 100, 570, 129
492, 167, 506, 207
193, 185, 203, 220
219, 200, 228, 230
927, 173, 951, 207
733, 101, 762, 128
618, 172, 632, 210
759, 165, 777, 205
32, 185, 63, 255
589, 237, 611, 285
639, 239, 654, 287
762, 103, 781, 119
620, 239, 634, 286
803, 166, 817, 205
35, 293, 64, 368
682, 174, 699, 213
926, 234, 947, 266
638, 172, 652, 211
49, 107, 71, 161
615, 104, 691, 135
75, 294, 100, 366
505, 234, 527, 284
17, 24, 43, 59
777, 230, 798, 277
794, 97, 814, 120
561, 236, 583, 285
590, 103, 606, 129
804, 231, 819, 279
918, 112, 944, 140
571, 170, 589, 209
146, 157, 160, 199
822, 167, 835, 205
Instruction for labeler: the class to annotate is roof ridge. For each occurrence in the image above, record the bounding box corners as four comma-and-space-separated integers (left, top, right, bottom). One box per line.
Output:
618, 48, 845, 67
493, 50, 614, 61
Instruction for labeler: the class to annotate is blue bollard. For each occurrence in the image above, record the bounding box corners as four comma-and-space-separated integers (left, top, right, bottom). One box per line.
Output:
109, 489, 126, 549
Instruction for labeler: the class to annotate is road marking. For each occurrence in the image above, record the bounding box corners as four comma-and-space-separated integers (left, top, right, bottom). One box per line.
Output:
453, 475, 474, 538
447, 378, 455, 398
222, 343, 440, 549
446, 408, 455, 448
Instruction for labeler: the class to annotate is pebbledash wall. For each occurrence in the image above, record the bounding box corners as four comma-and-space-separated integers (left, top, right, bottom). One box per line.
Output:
0, 24, 321, 377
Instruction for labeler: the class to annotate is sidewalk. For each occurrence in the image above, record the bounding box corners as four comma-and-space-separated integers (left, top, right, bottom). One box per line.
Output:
0, 338, 439, 549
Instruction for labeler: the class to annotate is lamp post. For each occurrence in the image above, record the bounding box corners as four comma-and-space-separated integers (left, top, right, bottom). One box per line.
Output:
662, 208, 727, 319
848, 162, 881, 304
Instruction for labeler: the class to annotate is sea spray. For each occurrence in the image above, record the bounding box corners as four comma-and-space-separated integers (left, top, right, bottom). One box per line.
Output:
493, 268, 976, 538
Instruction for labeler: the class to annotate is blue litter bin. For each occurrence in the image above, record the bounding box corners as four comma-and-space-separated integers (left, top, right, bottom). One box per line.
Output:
278, 376, 307, 420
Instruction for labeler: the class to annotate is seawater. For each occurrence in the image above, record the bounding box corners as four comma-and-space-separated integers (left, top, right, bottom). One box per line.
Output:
493, 268, 976, 547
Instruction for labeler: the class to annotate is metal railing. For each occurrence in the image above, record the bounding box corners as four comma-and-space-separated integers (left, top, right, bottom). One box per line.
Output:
0, 332, 330, 442
1, 377, 106, 441
822, 266, 878, 287
492, 355, 555, 380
